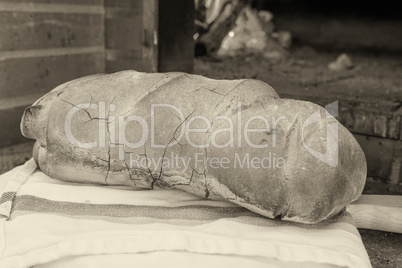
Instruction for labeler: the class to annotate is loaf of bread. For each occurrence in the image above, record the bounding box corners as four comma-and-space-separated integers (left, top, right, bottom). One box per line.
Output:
21, 71, 366, 223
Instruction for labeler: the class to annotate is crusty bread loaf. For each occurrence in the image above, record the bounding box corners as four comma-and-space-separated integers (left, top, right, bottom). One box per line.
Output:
21, 70, 366, 223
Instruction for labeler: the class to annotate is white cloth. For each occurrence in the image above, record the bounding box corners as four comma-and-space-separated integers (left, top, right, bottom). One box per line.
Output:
0, 159, 372, 268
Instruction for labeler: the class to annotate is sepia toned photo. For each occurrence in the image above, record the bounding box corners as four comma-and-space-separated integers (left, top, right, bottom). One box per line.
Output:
0, 0, 401, 267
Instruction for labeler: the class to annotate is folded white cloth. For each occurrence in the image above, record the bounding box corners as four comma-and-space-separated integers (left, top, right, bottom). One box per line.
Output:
0, 159, 371, 268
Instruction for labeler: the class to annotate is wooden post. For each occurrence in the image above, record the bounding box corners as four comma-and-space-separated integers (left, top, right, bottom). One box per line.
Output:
104, 0, 158, 73
105, 0, 195, 73
158, 0, 194, 73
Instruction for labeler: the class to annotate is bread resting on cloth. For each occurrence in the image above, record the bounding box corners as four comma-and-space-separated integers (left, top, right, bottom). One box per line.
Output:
20, 70, 366, 224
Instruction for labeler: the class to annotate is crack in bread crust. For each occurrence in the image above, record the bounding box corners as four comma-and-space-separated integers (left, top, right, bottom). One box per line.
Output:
21, 70, 367, 224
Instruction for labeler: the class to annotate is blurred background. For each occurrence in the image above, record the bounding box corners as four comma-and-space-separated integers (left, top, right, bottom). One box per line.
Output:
0, 0, 401, 189
2, 0, 401, 194
0, 0, 401, 265
1, 0, 401, 190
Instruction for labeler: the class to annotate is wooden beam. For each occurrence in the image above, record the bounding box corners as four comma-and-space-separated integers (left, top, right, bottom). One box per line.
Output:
354, 134, 402, 183
0, 105, 30, 148
0, 141, 35, 176
0, 12, 104, 52
0, 2, 104, 14
280, 93, 402, 140
0, 47, 103, 61
348, 195, 402, 233
0, 93, 45, 111
0, 53, 104, 99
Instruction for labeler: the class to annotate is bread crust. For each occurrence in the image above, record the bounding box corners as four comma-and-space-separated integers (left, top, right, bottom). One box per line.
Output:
21, 70, 366, 223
